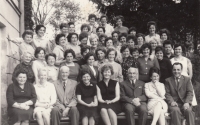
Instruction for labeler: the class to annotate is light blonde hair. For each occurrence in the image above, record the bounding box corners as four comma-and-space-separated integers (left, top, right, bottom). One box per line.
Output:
89, 34, 99, 42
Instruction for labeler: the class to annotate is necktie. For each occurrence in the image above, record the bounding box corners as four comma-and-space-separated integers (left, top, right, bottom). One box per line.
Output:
132, 80, 135, 88
176, 78, 179, 89
63, 82, 66, 91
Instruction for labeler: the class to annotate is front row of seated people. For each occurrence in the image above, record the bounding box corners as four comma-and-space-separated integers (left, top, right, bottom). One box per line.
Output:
6, 63, 195, 125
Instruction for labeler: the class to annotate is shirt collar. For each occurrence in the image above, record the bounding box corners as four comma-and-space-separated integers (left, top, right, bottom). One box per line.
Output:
129, 79, 136, 84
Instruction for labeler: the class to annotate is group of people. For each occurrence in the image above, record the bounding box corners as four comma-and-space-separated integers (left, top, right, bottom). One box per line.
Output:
6, 14, 197, 125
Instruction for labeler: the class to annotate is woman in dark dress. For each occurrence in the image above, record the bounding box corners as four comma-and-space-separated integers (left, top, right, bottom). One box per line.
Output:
155, 46, 172, 83
6, 70, 37, 125
97, 64, 121, 125
76, 71, 98, 125
12, 52, 35, 84
121, 44, 138, 80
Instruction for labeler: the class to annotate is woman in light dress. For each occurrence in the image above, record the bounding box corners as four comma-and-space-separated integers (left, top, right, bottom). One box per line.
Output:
145, 67, 167, 125
34, 69, 57, 125
145, 21, 160, 45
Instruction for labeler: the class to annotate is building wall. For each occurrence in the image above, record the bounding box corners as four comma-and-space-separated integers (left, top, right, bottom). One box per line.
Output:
0, 0, 24, 124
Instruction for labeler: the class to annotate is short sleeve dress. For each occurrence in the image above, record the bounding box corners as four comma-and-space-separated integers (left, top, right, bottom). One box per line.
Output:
6, 82, 37, 124
76, 82, 98, 120
97, 79, 122, 114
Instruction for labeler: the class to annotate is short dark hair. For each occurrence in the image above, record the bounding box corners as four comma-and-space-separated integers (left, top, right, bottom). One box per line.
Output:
147, 21, 157, 30
85, 52, 96, 61
174, 43, 185, 53
115, 15, 124, 22
100, 15, 108, 20
81, 45, 90, 55
64, 49, 76, 59
106, 48, 117, 58
80, 71, 91, 81
80, 24, 91, 32
68, 22, 75, 27
67, 33, 78, 43
101, 64, 114, 76
35, 25, 46, 34
79, 32, 88, 41
15, 70, 27, 78
128, 27, 137, 34
88, 14, 97, 20
140, 43, 152, 55
45, 53, 56, 63
149, 67, 160, 78
55, 34, 66, 45
22, 30, 34, 39
60, 23, 68, 29
120, 44, 130, 53
112, 31, 120, 37
126, 35, 137, 44
34, 47, 46, 58
160, 28, 170, 39
96, 26, 106, 33
118, 33, 128, 41
95, 47, 107, 59
136, 33, 145, 40
163, 40, 173, 48
155, 46, 164, 54
105, 37, 113, 46
130, 47, 139, 55
172, 62, 183, 70
99, 33, 107, 40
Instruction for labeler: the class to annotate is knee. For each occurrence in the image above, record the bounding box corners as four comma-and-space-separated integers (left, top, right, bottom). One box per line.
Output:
124, 104, 134, 112
42, 110, 50, 117
184, 107, 193, 114
70, 106, 79, 113
35, 112, 42, 119
51, 107, 60, 115
139, 105, 148, 113
100, 108, 107, 114
169, 106, 180, 114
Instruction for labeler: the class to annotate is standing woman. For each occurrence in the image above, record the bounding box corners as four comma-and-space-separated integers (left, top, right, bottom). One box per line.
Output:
145, 67, 168, 125
97, 64, 122, 125
160, 28, 170, 46
137, 43, 160, 82
136, 33, 145, 49
76, 71, 98, 125
120, 44, 138, 80
12, 52, 35, 84
145, 21, 160, 45
32, 47, 47, 84
6, 70, 37, 125
67, 33, 82, 61
61, 49, 80, 81
80, 52, 99, 84
45, 53, 59, 83
114, 15, 129, 34
52, 34, 67, 66
33, 25, 51, 53
155, 46, 172, 83
94, 47, 108, 69
100, 48, 123, 82
34, 69, 57, 125
88, 14, 98, 34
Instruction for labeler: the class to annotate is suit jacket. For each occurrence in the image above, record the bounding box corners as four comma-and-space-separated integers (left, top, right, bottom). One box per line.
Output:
80, 64, 99, 84
165, 75, 193, 105
120, 80, 147, 104
54, 79, 78, 111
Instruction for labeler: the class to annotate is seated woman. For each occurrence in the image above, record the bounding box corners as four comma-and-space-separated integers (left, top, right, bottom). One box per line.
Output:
12, 51, 35, 84
94, 47, 108, 69
97, 64, 122, 125
32, 47, 47, 84
80, 52, 99, 84
120, 44, 138, 80
76, 71, 98, 125
99, 48, 123, 82
67, 33, 82, 61
145, 67, 168, 125
45, 53, 59, 83
34, 69, 57, 125
61, 49, 80, 81
8, 30, 35, 58
52, 33, 67, 66
6, 70, 37, 125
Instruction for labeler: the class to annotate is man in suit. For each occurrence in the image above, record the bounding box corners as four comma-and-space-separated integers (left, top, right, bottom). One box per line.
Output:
120, 67, 148, 125
165, 62, 194, 125
51, 66, 79, 125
